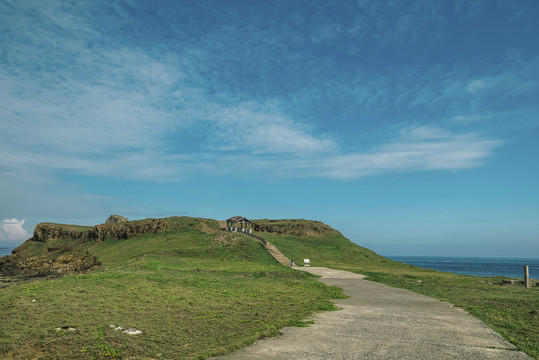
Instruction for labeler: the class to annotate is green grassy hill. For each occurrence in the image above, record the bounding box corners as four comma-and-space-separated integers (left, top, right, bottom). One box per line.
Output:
0, 217, 537, 359
0, 217, 345, 359
251, 219, 393, 271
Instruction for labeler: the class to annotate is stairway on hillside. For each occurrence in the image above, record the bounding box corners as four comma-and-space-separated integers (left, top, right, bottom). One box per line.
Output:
264, 241, 292, 266
230, 231, 292, 267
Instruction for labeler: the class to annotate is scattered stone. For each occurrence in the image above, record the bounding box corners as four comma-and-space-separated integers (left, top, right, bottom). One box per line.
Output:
110, 325, 142, 335
56, 326, 76, 331
32, 299, 36, 302
105, 215, 128, 224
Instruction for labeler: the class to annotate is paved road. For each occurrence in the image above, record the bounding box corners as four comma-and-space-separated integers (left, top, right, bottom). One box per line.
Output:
214, 267, 531, 360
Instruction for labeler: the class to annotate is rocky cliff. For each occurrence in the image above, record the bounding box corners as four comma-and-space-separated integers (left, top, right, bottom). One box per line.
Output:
30, 218, 170, 244
105, 214, 128, 223
252, 219, 340, 237
1, 216, 217, 278
0, 252, 100, 277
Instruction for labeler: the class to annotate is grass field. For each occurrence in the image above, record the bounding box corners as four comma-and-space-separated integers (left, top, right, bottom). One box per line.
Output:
1, 217, 537, 359
0, 220, 344, 359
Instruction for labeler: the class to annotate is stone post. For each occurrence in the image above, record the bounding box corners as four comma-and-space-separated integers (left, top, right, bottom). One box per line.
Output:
524, 265, 530, 288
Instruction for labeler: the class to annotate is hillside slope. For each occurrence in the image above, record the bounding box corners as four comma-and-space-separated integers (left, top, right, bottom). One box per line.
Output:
0, 217, 345, 359
251, 219, 398, 271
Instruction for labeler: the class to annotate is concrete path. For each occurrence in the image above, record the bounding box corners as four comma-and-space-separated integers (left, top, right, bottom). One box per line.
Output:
214, 267, 531, 360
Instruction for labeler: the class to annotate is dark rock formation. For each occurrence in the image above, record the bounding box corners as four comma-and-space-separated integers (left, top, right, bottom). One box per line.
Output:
105, 215, 128, 224
252, 219, 340, 237
0, 252, 100, 277
31, 223, 94, 243
0, 254, 101, 276
93, 219, 170, 242
31, 219, 170, 244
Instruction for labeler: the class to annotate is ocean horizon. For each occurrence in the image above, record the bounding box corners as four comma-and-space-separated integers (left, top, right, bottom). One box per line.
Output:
386, 255, 539, 279
2, 246, 538, 279
0, 247, 16, 257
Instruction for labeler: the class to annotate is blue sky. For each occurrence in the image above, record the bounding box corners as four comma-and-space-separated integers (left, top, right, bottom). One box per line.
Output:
1, 0, 538, 257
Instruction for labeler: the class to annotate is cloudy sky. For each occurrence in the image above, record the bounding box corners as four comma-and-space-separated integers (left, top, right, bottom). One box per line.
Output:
1, 0, 538, 257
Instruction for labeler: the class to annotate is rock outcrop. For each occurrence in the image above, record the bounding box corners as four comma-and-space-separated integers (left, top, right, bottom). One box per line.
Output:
31, 223, 94, 243
0, 252, 100, 277
105, 214, 128, 224
252, 219, 340, 237
31, 219, 170, 244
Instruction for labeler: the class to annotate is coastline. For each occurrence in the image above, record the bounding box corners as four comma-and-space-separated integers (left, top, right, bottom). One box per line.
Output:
0, 247, 15, 257
387, 255, 539, 279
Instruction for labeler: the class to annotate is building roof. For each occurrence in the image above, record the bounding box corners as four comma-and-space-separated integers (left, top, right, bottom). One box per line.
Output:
226, 216, 252, 223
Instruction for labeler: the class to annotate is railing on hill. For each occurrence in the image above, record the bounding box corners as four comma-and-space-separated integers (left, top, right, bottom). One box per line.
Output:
230, 231, 266, 246
226, 230, 293, 266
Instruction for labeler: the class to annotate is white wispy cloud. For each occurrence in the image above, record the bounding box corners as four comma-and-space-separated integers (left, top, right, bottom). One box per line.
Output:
467, 56, 539, 97
264, 126, 502, 180
208, 101, 336, 154
0, 1, 338, 183
0, 0, 529, 188
148, 126, 501, 181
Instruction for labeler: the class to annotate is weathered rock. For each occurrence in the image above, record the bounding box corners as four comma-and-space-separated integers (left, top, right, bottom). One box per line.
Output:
31, 219, 170, 244
105, 215, 128, 224
93, 219, 170, 242
32, 223, 96, 243
0, 252, 100, 277
252, 219, 340, 237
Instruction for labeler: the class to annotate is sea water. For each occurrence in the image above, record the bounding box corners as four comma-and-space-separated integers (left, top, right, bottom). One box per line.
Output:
2, 246, 538, 279
0, 247, 15, 257
387, 255, 539, 279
